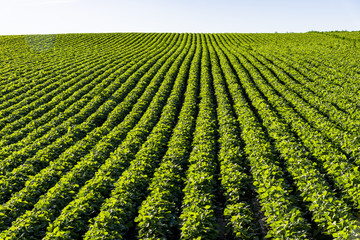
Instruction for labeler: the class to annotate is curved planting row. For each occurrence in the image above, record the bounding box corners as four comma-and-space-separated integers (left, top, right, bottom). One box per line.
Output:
177, 34, 219, 239
206, 34, 259, 239
134, 34, 200, 240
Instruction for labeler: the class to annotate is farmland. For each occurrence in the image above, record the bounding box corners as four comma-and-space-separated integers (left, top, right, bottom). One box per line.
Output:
0, 32, 360, 239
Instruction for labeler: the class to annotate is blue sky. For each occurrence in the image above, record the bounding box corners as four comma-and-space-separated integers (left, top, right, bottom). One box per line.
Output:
1, 0, 359, 35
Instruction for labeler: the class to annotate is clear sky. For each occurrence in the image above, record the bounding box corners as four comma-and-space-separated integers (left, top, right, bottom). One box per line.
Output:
1, 0, 360, 35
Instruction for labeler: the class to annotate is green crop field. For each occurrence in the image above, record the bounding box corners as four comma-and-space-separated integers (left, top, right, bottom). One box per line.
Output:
0, 32, 360, 239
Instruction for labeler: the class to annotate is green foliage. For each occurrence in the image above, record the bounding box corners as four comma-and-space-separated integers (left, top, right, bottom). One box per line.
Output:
1, 31, 360, 239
